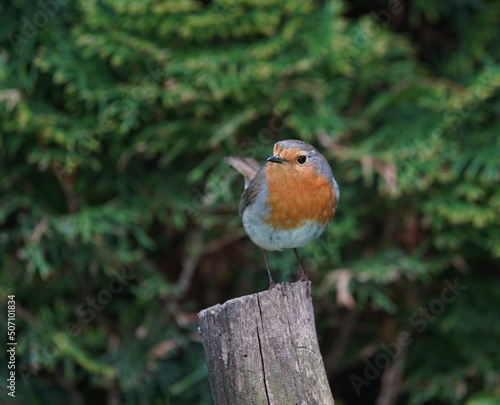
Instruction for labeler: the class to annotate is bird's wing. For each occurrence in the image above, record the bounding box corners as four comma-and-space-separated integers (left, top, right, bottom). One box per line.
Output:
238, 166, 266, 217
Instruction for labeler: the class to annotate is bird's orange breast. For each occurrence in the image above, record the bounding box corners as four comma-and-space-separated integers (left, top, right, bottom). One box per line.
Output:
264, 164, 336, 230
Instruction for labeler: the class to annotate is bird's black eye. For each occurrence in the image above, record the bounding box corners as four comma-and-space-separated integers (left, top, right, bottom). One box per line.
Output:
297, 155, 307, 164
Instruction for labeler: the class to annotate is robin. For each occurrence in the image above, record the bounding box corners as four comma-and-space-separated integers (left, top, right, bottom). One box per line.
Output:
225, 139, 339, 288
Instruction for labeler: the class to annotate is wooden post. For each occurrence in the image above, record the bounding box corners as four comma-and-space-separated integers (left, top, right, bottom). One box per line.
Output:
198, 281, 334, 405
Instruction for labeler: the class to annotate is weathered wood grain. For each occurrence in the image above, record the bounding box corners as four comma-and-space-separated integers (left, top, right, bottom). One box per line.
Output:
198, 281, 334, 405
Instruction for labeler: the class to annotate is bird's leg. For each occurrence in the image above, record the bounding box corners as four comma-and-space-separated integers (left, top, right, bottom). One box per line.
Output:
262, 250, 276, 289
293, 248, 308, 281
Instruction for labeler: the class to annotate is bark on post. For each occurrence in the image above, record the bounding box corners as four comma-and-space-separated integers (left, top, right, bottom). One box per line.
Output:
198, 281, 334, 405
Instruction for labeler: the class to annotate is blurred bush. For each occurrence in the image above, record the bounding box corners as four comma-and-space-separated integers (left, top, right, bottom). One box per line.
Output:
0, 0, 499, 404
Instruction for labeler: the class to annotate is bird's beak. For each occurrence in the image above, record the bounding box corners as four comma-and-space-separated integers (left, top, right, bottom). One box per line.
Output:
267, 155, 284, 163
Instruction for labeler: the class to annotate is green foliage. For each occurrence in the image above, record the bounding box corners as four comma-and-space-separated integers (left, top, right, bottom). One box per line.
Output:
1, 0, 499, 404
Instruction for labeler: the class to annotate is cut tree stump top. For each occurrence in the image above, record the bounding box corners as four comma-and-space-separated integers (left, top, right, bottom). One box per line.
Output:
198, 281, 334, 405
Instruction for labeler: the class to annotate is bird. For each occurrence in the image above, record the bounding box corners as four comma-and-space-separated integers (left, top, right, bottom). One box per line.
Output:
225, 139, 339, 288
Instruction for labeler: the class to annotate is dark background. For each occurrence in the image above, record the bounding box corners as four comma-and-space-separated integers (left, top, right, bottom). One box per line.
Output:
1, 0, 499, 404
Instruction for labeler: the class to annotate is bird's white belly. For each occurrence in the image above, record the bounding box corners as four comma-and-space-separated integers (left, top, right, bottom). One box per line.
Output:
242, 209, 327, 251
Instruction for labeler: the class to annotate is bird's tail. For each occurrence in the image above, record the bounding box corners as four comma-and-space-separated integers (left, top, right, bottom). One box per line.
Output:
224, 156, 261, 189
